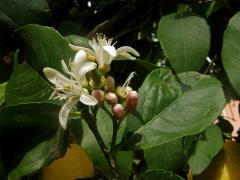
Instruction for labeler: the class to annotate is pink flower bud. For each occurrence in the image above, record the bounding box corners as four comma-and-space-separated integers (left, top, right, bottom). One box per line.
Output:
112, 104, 125, 120
91, 89, 105, 105
105, 92, 118, 105
126, 91, 138, 112
104, 76, 115, 92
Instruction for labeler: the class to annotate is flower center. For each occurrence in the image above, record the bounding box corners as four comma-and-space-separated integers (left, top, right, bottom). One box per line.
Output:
63, 83, 72, 91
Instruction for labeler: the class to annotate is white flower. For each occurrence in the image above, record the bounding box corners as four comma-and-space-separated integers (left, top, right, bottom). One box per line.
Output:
43, 50, 98, 130
69, 34, 140, 72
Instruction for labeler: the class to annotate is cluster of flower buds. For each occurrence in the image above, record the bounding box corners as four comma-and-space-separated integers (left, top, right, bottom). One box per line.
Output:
91, 73, 139, 121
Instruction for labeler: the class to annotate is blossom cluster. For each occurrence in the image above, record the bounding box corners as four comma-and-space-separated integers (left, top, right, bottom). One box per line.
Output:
43, 34, 140, 130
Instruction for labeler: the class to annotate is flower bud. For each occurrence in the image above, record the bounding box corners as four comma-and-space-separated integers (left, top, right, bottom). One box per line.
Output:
112, 104, 125, 120
104, 76, 115, 92
105, 92, 118, 105
91, 89, 105, 105
116, 86, 132, 99
126, 91, 138, 112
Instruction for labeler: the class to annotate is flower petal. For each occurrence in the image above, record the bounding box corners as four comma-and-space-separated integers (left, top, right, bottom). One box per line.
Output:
78, 61, 97, 79
61, 60, 76, 78
43, 67, 70, 86
116, 46, 140, 57
116, 52, 137, 60
59, 97, 79, 130
74, 50, 87, 64
103, 46, 117, 58
80, 91, 98, 106
69, 44, 95, 55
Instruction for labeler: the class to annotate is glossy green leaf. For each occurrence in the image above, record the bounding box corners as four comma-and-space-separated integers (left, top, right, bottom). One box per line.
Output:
8, 127, 68, 180
5, 52, 52, 105
0, 82, 7, 106
137, 169, 184, 180
185, 125, 224, 175
0, 102, 60, 131
0, 0, 51, 27
125, 69, 225, 150
144, 138, 185, 173
16, 24, 74, 73
158, 13, 210, 72
222, 11, 240, 96
125, 68, 181, 133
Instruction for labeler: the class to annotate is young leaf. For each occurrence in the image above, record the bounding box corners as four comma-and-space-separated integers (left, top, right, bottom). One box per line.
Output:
222, 11, 240, 96
158, 13, 210, 73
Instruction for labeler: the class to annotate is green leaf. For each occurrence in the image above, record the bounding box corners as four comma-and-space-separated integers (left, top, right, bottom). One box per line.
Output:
65, 35, 90, 48
116, 151, 133, 179
16, 24, 74, 73
80, 108, 126, 178
190, 0, 222, 18
8, 127, 68, 180
0, 81, 7, 106
0, 0, 51, 27
97, 108, 126, 146
125, 69, 225, 150
0, 102, 60, 131
5, 51, 52, 105
0, 10, 17, 29
184, 125, 224, 175
222, 11, 240, 96
80, 119, 112, 178
158, 13, 210, 72
125, 68, 182, 133
144, 138, 185, 173
134, 60, 158, 72
137, 169, 184, 180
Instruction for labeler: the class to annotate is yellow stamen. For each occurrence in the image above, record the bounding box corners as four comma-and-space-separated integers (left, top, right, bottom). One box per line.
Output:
63, 83, 72, 91
87, 54, 96, 61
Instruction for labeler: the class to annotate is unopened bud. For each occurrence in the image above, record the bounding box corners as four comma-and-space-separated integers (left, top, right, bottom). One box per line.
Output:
91, 89, 105, 105
104, 76, 115, 92
112, 104, 125, 120
116, 86, 132, 99
106, 92, 118, 105
126, 91, 138, 112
